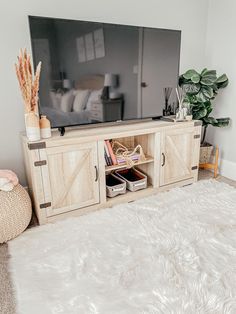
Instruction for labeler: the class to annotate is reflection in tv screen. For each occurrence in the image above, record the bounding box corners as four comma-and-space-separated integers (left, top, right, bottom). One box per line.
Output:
29, 16, 181, 128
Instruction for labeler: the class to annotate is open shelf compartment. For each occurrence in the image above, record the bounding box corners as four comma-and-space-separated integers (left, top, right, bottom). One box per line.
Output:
104, 132, 158, 200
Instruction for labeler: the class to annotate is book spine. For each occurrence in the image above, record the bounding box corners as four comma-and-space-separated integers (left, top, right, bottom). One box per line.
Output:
106, 140, 117, 165
104, 149, 110, 166
104, 143, 112, 166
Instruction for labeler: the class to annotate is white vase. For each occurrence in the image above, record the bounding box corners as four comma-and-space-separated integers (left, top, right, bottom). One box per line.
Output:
25, 112, 41, 142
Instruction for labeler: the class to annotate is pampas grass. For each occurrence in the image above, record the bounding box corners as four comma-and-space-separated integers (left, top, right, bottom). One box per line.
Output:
15, 49, 41, 113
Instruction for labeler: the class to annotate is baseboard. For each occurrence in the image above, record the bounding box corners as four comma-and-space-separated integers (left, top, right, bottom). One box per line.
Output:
219, 158, 236, 181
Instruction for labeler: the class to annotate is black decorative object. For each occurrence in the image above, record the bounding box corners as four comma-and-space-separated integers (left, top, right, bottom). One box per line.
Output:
58, 127, 65, 136
163, 87, 172, 116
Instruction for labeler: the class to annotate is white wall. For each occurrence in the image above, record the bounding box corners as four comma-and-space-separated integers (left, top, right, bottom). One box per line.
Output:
0, 0, 209, 184
205, 0, 236, 180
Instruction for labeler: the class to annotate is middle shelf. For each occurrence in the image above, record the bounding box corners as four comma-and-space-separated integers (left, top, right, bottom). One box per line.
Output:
105, 155, 154, 172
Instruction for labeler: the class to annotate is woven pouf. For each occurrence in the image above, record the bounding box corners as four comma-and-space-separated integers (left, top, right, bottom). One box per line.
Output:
0, 184, 32, 243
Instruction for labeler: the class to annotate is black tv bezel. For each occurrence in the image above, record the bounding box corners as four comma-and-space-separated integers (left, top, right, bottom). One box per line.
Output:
28, 15, 181, 130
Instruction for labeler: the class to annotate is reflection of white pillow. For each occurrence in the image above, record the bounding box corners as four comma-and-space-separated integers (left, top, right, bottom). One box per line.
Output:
73, 90, 90, 112
60, 90, 74, 112
50, 91, 62, 109
86, 89, 103, 110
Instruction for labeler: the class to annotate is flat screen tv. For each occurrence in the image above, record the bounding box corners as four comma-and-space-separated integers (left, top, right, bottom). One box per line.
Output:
29, 16, 181, 129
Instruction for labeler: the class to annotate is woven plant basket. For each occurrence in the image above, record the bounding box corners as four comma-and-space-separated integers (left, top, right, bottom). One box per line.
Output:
199, 143, 214, 164
0, 184, 32, 243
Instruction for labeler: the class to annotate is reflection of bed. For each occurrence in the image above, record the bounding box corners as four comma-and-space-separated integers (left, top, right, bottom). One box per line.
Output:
41, 75, 104, 127
41, 107, 91, 127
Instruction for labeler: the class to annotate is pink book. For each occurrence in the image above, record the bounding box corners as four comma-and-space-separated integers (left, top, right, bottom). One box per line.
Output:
105, 140, 117, 165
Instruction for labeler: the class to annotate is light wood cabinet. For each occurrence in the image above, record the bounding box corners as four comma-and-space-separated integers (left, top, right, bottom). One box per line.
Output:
160, 127, 199, 186
39, 142, 99, 217
22, 120, 201, 225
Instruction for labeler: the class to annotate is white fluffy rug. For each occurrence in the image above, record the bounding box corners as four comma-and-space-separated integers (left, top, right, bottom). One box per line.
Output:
9, 180, 236, 314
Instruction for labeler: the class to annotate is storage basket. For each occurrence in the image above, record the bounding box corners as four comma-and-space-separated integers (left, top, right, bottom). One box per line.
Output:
115, 167, 147, 192
106, 173, 126, 198
199, 144, 214, 164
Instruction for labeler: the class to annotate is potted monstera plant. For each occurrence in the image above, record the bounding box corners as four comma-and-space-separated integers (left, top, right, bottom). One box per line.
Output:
179, 69, 230, 163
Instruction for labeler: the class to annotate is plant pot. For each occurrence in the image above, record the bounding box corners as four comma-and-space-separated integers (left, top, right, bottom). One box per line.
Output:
199, 143, 214, 164
25, 112, 40, 142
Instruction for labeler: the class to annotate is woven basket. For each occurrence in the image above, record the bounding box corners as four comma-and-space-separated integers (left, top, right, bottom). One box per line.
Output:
0, 184, 32, 243
199, 144, 214, 164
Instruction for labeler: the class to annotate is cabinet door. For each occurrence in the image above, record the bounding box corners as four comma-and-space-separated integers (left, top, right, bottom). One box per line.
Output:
160, 127, 196, 186
40, 142, 100, 216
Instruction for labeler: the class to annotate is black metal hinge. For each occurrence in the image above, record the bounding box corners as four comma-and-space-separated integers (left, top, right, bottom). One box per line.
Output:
194, 134, 201, 139
28, 142, 46, 150
192, 166, 198, 170
194, 121, 202, 127
34, 160, 47, 167
40, 202, 51, 209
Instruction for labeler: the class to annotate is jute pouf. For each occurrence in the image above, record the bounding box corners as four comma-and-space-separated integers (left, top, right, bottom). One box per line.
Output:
0, 184, 32, 243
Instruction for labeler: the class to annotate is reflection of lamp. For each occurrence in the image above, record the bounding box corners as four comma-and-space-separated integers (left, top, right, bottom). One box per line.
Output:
63, 79, 72, 89
102, 73, 117, 100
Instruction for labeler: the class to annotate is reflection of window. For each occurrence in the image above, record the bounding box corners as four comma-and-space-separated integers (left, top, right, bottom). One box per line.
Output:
76, 28, 105, 63
94, 28, 105, 59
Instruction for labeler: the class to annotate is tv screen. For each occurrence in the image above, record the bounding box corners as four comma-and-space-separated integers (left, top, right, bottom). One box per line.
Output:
29, 16, 181, 128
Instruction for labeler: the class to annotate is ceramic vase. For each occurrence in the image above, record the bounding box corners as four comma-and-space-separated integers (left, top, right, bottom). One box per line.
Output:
39, 115, 51, 139
25, 112, 40, 141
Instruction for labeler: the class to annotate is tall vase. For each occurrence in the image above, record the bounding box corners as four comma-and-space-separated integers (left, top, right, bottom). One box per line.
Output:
25, 112, 40, 142
39, 115, 51, 139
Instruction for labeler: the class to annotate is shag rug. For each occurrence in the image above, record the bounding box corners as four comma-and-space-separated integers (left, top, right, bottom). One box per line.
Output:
9, 180, 236, 314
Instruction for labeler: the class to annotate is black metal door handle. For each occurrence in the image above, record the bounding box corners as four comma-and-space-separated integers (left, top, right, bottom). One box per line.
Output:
162, 153, 166, 167
141, 82, 148, 88
95, 166, 98, 182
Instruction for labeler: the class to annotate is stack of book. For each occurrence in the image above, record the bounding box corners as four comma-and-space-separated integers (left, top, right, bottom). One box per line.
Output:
104, 140, 117, 166
104, 140, 143, 167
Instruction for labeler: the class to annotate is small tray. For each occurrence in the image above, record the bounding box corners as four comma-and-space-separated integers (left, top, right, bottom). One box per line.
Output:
115, 167, 147, 192
106, 173, 126, 198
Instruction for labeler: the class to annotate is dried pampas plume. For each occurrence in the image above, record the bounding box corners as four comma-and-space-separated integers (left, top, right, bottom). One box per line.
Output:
15, 49, 42, 113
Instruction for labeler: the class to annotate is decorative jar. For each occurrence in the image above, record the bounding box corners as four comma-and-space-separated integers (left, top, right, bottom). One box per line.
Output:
39, 115, 51, 139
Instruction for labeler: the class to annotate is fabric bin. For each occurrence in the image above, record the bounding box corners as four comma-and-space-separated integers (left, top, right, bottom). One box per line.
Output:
115, 168, 147, 192
106, 173, 126, 198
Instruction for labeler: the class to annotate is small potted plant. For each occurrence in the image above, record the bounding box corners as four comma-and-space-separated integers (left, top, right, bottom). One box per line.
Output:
179, 68, 230, 163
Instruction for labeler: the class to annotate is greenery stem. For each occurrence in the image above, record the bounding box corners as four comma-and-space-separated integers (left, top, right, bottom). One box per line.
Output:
201, 125, 208, 145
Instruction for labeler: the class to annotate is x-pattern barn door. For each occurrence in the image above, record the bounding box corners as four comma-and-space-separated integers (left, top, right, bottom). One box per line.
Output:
160, 127, 195, 186
39, 142, 100, 216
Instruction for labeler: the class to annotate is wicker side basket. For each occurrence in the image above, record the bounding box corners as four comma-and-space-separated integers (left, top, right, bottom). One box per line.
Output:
199, 144, 214, 164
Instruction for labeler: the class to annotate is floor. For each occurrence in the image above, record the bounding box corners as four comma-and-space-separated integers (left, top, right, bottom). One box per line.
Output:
0, 170, 235, 314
